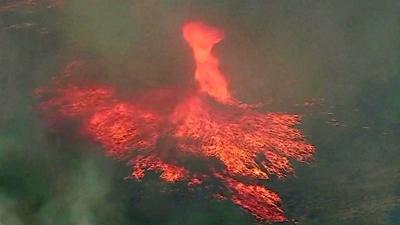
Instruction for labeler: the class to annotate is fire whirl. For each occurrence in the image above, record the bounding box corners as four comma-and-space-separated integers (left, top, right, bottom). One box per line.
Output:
36, 21, 315, 222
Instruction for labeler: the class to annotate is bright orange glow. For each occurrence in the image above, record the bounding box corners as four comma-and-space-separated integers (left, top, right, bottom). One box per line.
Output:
182, 21, 237, 105
35, 85, 114, 118
36, 20, 315, 223
225, 177, 286, 222
131, 155, 187, 183
87, 103, 161, 157
171, 96, 313, 180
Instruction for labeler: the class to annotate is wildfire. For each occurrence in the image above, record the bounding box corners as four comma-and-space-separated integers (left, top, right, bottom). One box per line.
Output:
36, 21, 315, 222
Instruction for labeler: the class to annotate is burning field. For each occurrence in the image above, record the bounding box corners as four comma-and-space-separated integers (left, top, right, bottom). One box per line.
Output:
36, 21, 315, 222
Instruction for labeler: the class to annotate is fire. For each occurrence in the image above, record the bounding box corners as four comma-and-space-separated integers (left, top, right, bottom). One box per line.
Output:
182, 21, 234, 105
36, 21, 315, 222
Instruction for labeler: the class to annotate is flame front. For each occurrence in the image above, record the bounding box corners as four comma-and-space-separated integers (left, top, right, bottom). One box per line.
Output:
36, 21, 315, 222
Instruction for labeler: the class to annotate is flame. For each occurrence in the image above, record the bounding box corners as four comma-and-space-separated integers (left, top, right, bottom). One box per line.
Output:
225, 177, 286, 221
182, 21, 236, 105
36, 20, 315, 222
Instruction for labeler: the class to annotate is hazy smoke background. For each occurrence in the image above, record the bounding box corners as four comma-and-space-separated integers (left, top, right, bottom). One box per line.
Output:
0, 1, 399, 224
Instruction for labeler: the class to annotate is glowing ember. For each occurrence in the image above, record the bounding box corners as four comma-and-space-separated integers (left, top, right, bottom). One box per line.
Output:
225, 177, 286, 221
130, 155, 188, 183
36, 20, 315, 222
86, 103, 161, 157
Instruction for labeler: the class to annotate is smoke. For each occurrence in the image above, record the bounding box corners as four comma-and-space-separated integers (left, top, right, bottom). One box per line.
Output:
0, 194, 23, 225
37, 159, 124, 225
0, 0, 399, 225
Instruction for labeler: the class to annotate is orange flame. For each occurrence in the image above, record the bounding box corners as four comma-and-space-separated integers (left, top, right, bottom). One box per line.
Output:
182, 21, 237, 105
36, 20, 315, 222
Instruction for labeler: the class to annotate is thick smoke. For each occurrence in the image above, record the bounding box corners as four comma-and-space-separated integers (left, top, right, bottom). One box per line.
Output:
0, 1, 399, 225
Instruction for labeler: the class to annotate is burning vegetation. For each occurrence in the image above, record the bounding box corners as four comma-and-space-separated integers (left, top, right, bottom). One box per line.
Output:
36, 21, 315, 222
